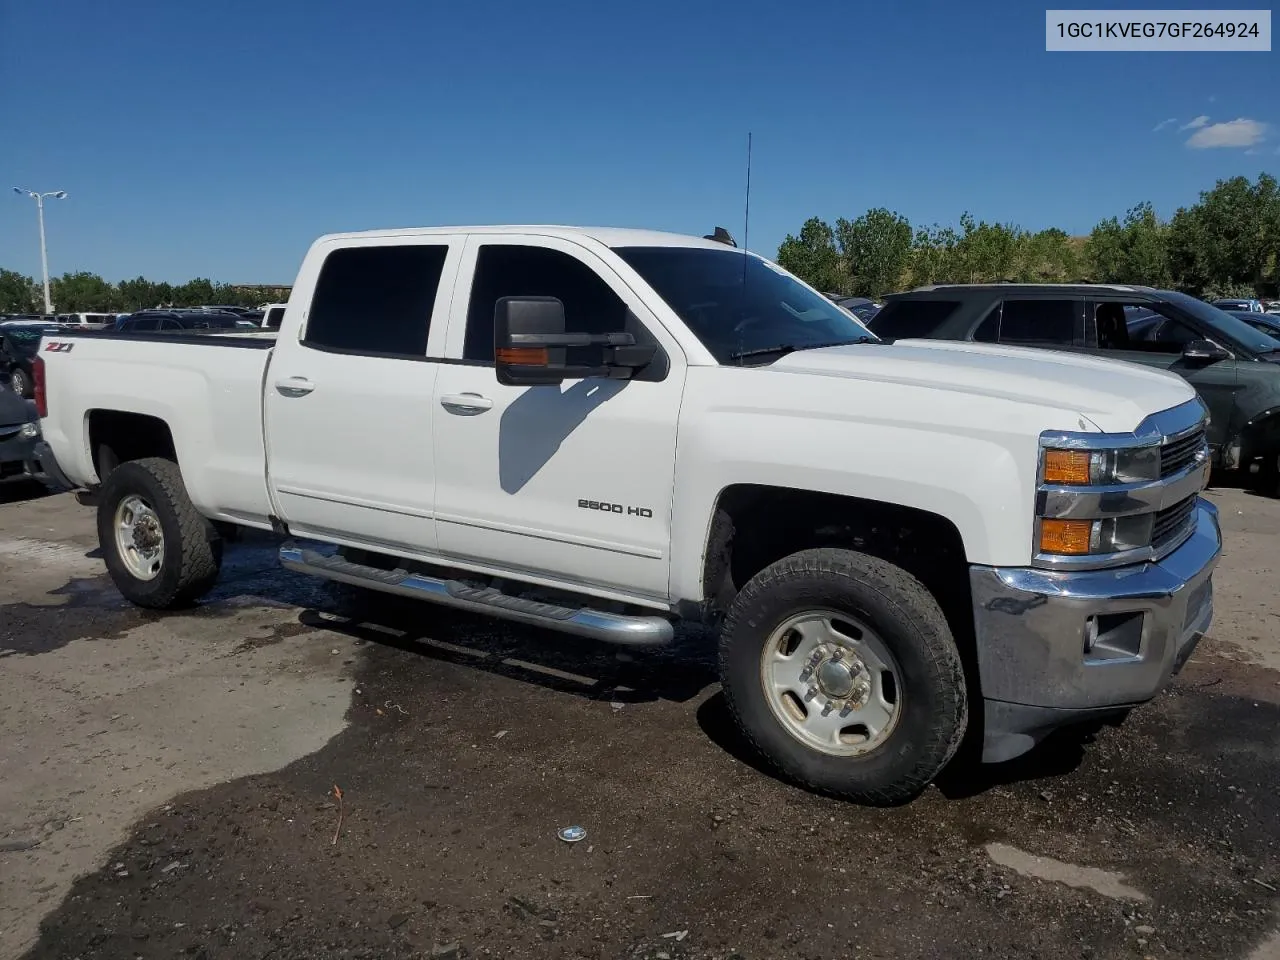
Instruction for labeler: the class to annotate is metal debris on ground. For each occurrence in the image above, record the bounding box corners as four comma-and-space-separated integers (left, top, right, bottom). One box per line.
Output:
384, 700, 408, 716
557, 825, 587, 843
494, 729, 509, 739
661, 930, 689, 941
331, 784, 345, 845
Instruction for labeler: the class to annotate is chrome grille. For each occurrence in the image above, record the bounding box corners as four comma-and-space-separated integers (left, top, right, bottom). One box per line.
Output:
1160, 428, 1206, 478
1152, 495, 1196, 549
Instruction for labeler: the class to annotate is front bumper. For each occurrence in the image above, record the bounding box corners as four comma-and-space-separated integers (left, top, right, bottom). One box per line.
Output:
0, 433, 70, 490
970, 497, 1221, 762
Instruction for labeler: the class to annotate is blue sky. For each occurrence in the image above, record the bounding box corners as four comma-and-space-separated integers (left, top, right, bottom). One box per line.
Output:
2, 0, 1277, 284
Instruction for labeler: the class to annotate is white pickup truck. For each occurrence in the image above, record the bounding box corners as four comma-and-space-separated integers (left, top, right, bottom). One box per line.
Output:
33, 225, 1221, 804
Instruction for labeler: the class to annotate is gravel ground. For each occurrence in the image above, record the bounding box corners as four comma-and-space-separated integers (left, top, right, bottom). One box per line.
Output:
1, 480, 1277, 960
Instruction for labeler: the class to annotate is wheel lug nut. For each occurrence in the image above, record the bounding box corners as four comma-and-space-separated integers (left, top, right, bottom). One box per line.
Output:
821, 702, 834, 716
804, 687, 818, 702
832, 647, 844, 660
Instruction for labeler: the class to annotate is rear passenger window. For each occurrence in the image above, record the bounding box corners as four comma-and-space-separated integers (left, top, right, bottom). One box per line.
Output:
997, 299, 1078, 345
304, 245, 448, 356
463, 245, 629, 363
866, 300, 962, 339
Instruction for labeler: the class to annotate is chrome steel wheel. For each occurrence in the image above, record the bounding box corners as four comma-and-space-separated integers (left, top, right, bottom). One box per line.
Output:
759, 609, 902, 756
114, 494, 165, 581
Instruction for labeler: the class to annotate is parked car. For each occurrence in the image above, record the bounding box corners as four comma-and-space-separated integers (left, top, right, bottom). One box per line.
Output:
832, 296, 883, 323
34, 227, 1219, 805
55, 312, 114, 329
1212, 298, 1264, 313
1225, 310, 1280, 339
0, 385, 54, 487
260, 302, 287, 330
114, 310, 246, 333
868, 283, 1280, 492
1, 322, 60, 398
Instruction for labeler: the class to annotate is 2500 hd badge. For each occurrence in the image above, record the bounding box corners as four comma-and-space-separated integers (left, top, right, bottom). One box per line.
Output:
578, 498, 653, 518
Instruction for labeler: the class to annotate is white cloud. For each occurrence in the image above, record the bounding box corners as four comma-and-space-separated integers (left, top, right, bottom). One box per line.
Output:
1245, 148, 1261, 155
1186, 118, 1268, 149
1180, 115, 1211, 130
1153, 117, 1178, 132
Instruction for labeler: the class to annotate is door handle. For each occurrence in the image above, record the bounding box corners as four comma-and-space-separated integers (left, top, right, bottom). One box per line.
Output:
275, 377, 316, 397
440, 392, 493, 414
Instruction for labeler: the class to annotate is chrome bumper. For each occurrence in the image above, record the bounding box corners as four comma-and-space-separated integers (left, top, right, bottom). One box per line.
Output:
970, 497, 1221, 762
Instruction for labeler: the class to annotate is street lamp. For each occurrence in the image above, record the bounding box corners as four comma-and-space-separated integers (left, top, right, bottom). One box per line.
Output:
13, 187, 68, 314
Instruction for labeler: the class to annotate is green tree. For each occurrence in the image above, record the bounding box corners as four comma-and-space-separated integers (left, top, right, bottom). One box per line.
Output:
1085, 203, 1170, 286
173, 277, 216, 306
776, 217, 845, 292
117, 276, 162, 311
0, 269, 40, 313
1019, 228, 1079, 282
49, 272, 118, 312
907, 224, 960, 287
952, 213, 1024, 283
834, 208, 913, 298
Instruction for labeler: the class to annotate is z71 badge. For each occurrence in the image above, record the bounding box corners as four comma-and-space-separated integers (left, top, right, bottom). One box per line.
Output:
44, 341, 74, 352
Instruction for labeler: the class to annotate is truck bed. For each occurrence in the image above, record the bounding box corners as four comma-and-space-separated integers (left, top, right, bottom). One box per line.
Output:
37, 330, 279, 529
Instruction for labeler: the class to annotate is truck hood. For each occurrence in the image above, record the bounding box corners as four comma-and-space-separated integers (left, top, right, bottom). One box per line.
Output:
768, 338, 1197, 433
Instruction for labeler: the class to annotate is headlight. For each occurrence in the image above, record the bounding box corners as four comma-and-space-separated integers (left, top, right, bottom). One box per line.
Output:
19, 422, 38, 439
1042, 446, 1159, 486
1038, 515, 1155, 556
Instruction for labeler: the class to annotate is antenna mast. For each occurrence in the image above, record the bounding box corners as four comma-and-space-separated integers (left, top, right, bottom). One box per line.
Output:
743, 131, 753, 252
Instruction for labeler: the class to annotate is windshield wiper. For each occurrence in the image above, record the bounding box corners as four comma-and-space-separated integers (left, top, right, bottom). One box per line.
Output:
727, 337, 877, 364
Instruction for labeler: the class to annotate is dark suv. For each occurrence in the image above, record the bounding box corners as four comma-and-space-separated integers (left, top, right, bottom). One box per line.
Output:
868, 284, 1280, 493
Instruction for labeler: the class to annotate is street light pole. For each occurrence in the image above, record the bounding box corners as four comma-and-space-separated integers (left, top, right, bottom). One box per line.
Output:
13, 187, 68, 314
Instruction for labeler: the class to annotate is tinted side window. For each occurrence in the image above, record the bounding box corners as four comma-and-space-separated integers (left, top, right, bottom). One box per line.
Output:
866, 300, 962, 338
972, 305, 1000, 342
265, 307, 285, 330
998, 299, 1078, 345
463, 245, 629, 363
305, 245, 448, 356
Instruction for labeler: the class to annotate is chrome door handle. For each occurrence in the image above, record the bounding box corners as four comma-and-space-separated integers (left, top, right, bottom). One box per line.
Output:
440, 392, 493, 414
275, 377, 316, 397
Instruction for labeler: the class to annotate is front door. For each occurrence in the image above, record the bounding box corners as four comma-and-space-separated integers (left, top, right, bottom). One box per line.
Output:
264, 237, 463, 553
1085, 300, 1239, 455
429, 235, 685, 603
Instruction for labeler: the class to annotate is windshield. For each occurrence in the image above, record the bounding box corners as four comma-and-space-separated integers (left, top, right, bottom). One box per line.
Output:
613, 246, 875, 364
1161, 291, 1280, 354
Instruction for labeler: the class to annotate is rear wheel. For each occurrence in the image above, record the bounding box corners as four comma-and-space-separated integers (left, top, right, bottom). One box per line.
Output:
97, 457, 222, 609
718, 548, 968, 805
9, 367, 31, 398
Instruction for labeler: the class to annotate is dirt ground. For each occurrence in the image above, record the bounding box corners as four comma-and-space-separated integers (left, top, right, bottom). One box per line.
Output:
1, 480, 1277, 960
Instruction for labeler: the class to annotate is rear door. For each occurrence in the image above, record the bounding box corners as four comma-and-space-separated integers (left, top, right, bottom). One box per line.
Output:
264, 236, 463, 553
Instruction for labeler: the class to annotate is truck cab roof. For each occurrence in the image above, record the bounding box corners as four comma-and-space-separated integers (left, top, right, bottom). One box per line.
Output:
312, 225, 742, 252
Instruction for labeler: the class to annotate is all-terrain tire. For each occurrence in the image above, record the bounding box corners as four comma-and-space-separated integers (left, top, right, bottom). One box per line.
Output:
718, 547, 968, 806
97, 457, 222, 609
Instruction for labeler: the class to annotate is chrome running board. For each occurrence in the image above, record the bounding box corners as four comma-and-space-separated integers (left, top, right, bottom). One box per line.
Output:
279, 543, 673, 647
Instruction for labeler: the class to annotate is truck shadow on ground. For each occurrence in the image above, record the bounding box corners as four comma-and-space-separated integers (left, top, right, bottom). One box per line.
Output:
297, 587, 718, 708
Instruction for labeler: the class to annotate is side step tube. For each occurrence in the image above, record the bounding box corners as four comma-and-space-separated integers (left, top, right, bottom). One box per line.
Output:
279, 544, 674, 647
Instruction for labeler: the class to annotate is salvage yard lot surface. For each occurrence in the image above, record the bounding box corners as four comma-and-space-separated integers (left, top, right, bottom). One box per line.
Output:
1, 484, 1277, 960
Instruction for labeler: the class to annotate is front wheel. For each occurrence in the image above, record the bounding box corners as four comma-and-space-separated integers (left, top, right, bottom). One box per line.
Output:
718, 548, 968, 806
97, 457, 223, 609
